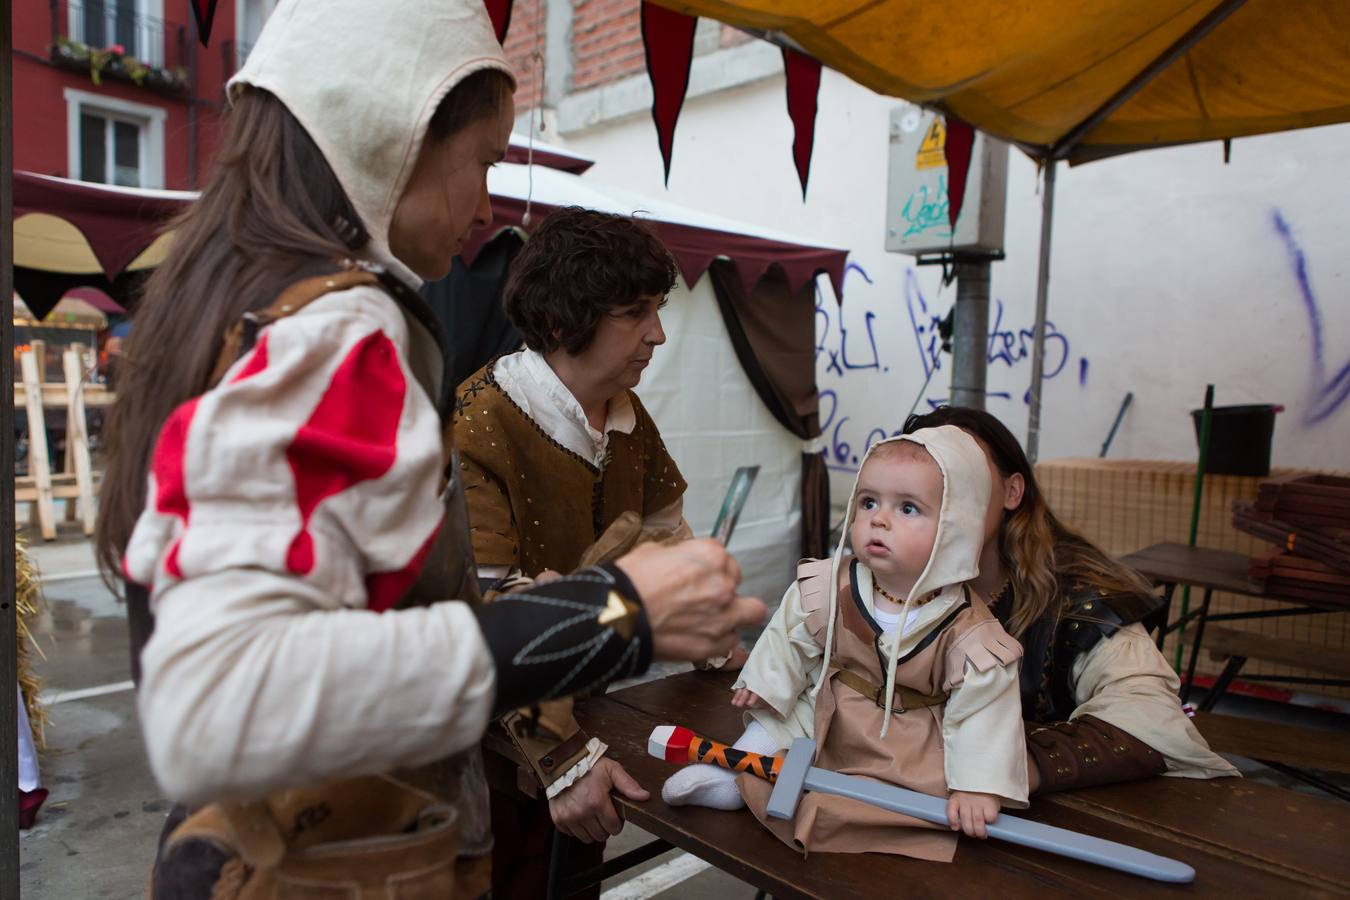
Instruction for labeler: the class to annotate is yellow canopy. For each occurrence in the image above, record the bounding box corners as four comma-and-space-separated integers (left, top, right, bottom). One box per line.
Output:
652, 0, 1350, 160
14, 212, 174, 275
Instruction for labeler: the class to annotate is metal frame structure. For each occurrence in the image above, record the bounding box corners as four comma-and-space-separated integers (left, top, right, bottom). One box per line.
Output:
3, 0, 21, 892
1023, 0, 1250, 459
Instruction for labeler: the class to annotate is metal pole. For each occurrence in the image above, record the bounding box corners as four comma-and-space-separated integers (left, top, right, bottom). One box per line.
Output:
1, 0, 22, 891
1025, 158, 1057, 462
949, 257, 991, 410
1174, 385, 1215, 674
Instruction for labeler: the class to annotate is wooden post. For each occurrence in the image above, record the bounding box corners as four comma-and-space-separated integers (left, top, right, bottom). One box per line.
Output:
19, 349, 56, 540
3, 0, 22, 882
63, 347, 96, 534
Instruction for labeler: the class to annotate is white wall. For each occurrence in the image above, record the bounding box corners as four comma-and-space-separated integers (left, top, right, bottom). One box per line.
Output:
555, 68, 1350, 503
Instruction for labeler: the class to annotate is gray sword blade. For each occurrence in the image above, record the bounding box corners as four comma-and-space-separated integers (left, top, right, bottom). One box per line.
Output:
803, 767, 1195, 883
768, 738, 1194, 883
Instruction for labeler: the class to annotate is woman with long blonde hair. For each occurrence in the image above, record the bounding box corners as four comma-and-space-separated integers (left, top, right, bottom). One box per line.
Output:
903, 407, 1237, 794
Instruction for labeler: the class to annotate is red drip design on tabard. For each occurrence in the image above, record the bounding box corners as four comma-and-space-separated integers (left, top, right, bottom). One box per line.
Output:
364, 519, 443, 613
152, 396, 202, 580
284, 332, 406, 578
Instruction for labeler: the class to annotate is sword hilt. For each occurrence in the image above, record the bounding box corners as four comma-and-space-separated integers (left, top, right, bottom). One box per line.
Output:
648, 725, 783, 783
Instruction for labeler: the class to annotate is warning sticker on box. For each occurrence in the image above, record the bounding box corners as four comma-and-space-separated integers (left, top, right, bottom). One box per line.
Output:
915, 118, 947, 169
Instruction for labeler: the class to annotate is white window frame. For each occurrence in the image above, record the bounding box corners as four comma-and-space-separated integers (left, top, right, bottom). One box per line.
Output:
67, 0, 165, 68
234, 0, 279, 67
64, 87, 167, 188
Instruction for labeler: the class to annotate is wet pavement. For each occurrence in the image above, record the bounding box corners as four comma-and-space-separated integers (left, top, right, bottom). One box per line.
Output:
20, 557, 168, 900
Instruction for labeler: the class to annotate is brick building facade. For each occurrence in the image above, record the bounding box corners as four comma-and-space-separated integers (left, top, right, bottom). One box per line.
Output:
499, 0, 767, 137
13, 0, 283, 190
13, 0, 775, 189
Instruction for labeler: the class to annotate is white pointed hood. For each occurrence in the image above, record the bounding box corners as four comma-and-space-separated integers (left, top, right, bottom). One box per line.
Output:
228, 0, 514, 279
813, 425, 992, 736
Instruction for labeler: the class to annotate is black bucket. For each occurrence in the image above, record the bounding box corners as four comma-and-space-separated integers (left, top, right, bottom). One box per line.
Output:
1190, 404, 1280, 477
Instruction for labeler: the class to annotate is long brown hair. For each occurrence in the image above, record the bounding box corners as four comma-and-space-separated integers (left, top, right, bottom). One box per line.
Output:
96, 72, 512, 582
903, 407, 1154, 638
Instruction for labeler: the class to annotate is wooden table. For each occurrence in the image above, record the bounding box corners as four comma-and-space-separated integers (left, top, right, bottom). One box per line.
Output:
1121, 543, 1350, 711
558, 670, 1350, 899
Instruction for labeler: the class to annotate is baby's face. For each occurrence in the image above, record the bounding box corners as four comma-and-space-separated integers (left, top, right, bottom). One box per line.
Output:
850, 447, 944, 589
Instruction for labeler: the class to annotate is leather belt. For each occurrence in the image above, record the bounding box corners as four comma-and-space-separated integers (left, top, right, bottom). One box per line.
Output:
834, 668, 947, 713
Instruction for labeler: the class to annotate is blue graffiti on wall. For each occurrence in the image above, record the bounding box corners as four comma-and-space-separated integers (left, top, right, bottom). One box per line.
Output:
1272, 210, 1350, 426
906, 268, 1081, 407
819, 387, 904, 471
817, 262, 1088, 471
816, 262, 887, 378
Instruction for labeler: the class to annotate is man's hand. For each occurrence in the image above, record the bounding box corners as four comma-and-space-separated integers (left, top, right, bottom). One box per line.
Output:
731, 688, 764, 709
549, 758, 649, 844
945, 790, 1001, 839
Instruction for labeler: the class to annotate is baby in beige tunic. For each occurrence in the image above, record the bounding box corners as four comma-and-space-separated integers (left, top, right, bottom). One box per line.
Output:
665, 427, 1029, 857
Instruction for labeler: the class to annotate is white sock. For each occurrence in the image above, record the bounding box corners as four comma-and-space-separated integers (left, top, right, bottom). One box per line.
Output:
661, 720, 780, 810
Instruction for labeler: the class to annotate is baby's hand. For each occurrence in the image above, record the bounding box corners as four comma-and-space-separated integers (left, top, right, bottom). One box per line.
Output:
945, 791, 1000, 839
731, 688, 763, 709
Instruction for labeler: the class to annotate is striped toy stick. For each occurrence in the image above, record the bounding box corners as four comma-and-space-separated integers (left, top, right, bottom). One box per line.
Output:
648, 725, 783, 782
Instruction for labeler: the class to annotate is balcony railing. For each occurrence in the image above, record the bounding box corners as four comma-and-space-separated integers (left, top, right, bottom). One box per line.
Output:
63, 1, 185, 73
55, 1, 189, 92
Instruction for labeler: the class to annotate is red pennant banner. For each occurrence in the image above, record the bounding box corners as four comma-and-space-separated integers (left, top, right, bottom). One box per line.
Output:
943, 116, 975, 229
640, 2, 698, 186
190, 0, 220, 47
484, 0, 514, 45
782, 48, 821, 200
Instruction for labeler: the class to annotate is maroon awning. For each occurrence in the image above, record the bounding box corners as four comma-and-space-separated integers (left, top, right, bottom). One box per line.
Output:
65, 287, 128, 316
463, 195, 847, 299
16, 169, 847, 302
503, 142, 594, 174
15, 172, 184, 280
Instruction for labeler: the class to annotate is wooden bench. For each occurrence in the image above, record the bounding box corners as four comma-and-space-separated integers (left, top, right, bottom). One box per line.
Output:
1120, 544, 1350, 725
1196, 627, 1350, 801
1205, 626, 1350, 679
1192, 711, 1350, 776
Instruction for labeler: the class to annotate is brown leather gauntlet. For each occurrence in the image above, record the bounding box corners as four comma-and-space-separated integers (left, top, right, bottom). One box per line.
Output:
1026, 715, 1166, 794
500, 698, 594, 795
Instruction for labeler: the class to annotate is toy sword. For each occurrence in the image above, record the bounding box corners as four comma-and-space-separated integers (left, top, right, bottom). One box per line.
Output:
649, 729, 1195, 884
649, 725, 783, 782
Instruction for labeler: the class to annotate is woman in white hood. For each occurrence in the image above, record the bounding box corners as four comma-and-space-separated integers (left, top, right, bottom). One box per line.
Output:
94, 0, 763, 894
666, 426, 1028, 862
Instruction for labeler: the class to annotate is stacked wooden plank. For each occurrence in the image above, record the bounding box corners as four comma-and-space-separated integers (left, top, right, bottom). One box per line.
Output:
1234, 475, 1350, 607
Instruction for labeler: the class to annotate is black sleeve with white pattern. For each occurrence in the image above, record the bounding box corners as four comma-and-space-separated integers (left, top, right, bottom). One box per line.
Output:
475, 564, 652, 718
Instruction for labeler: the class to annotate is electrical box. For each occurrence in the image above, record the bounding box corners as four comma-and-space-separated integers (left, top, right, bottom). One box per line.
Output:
884, 107, 1009, 256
